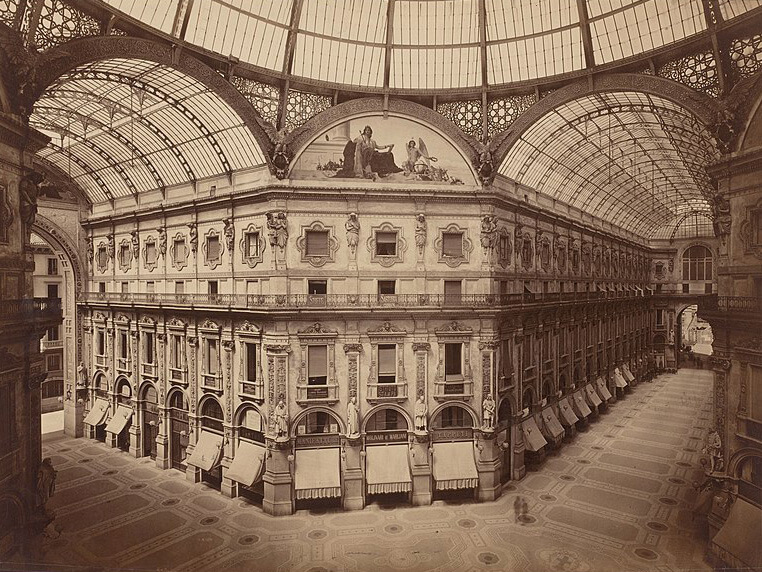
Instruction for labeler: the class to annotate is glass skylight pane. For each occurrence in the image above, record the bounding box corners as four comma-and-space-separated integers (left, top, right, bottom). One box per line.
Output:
390, 46, 480, 89
394, 0, 480, 45
293, 35, 384, 87
718, 0, 762, 19
486, 0, 578, 41
102, 0, 178, 34
301, 0, 387, 43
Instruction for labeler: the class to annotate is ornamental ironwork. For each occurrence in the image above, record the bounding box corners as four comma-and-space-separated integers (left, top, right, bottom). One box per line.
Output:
285, 89, 331, 131
729, 34, 762, 81
0, 0, 19, 26
35, 0, 101, 51
230, 76, 279, 127
657, 51, 719, 97
487, 94, 535, 139
436, 99, 483, 140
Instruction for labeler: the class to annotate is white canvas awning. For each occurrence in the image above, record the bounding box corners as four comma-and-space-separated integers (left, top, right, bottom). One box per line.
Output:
432, 441, 478, 490
226, 440, 266, 487
557, 398, 579, 427
521, 417, 547, 452
572, 390, 592, 417
294, 448, 341, 500
366, 444, 411, 495
622, 364, 636, 383
83, 398, 110, 426
596, 377, 613, 401
585, 384, 602, 407
711, 498, 762, 571
540, 407, 565, 439
186, 430, 224, 472
613, 369, 628, 388
105, 404, 133, 435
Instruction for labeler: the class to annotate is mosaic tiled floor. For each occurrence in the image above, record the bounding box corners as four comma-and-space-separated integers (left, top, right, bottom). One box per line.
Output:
20, 369, 714, 572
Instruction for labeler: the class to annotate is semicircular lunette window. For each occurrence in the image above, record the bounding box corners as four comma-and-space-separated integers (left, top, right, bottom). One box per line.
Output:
30, 58, 267, 204
499, 91, 720, 239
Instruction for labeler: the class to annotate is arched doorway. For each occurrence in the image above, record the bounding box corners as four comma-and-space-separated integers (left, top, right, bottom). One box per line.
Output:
497, 398, 513, 483
678, 304, 714, 368
141, 383, 159, 459
430, 405, 479, 499
167, 390, 189, 471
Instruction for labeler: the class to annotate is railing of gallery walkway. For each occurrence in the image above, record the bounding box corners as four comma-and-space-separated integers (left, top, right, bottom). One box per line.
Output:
0, 297, 62, 323
81, 290, 649, 311
699, 295, 762, 313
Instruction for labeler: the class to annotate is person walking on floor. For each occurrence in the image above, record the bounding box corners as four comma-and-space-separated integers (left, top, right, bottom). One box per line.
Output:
514, 496, 521, 523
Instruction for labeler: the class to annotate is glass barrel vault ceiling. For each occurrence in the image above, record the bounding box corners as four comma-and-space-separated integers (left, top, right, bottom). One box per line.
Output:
499, 91, 719, 239
99, 0, 762, 89
30, 58, 266, 203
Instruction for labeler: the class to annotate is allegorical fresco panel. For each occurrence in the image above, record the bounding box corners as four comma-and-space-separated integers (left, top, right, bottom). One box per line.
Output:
291, 115, 475, 185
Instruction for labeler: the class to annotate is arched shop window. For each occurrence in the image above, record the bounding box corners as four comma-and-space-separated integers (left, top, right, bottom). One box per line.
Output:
116, 378, 132, 405
432, 405, 473, 429
168, 390, 187, 411
200, 398, 224, 433
738, 456, 762, 506
522, 387, 533, 411
237, 407, 265, 444
142, 385, 157, 404
366, 408, 408, 432
541, 378, 553, 402
297, 410, 340, 435
682, 246, 713, 281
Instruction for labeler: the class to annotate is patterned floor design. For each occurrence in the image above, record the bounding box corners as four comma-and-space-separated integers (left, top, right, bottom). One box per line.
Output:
21, 369, 715, 572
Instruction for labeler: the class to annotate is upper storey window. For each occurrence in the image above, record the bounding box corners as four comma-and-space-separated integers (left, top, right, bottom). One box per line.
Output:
682, 246, 713, 281
442, 232, 463, 257
306, 230, 329, 256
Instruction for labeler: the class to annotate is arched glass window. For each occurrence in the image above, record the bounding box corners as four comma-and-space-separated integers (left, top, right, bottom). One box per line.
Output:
142, 385, 157, 404
432, 405, 472, 429
237, 407, 265, 443
298, 411, 340, 435
168, 390, 187, 411
682, 246, 713, 281
201, 398, 224, 432
116, 379, 132, 405
522, 387, 533, 410
366, 409, 407, 432
541, 378, 553, 401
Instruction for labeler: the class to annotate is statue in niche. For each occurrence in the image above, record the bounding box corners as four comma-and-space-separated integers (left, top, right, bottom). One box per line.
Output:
570, 239, 580, 273
36, 457, 57, 511
703, 429, 723, 473
521, 234, 533, 271
581, 243, 592, 275
347, 395, 359, 437
482, 394, 496, 431
554, 235, 567, 273
187, 222, 198, 255
414, 395, 428, 432
107, 234, 115, 261
223, 218, 234, 253
157, 226, 166, 258
592, 246, 602, 275
603, 248, 611, 276
654, 260, 665, 280
480, 215, 498, 257
345, 213, 360, 255
86, 236, 94, 267
130, 230, 139, 259
668, 258, 674, 273
19, 170, 43, 231
712, 194, 732, 240
266, 212, 288, 251
76, 362, 87, 388
415, 213, 427, 255
273, 399, 289, 439
612, 252, 619, 276
537, 233, 551, 271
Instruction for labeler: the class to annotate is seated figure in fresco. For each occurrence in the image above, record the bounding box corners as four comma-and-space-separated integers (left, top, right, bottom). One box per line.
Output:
333, 125, 402, 180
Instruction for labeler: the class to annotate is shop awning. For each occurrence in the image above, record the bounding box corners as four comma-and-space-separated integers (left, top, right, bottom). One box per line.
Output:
572, 390, 592, 417
521, 417, 547, 452
105, 404, 133, 435
294, 448, 341, 499
711, 498, 762, 571
622, 364, 636, 383
83, 398, 110, 426
557, 397, 579, 426
366, 444, 412, 494
432, 441, 479, 490
226, 440, 266, 487
596, 377, 613, 401
613, 369, 628, 388
540, 407, 565, 439
585, 384, 602, 407
186, 430, 224, 472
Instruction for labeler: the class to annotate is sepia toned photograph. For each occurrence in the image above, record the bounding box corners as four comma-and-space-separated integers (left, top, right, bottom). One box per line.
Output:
0, 0, 761, 571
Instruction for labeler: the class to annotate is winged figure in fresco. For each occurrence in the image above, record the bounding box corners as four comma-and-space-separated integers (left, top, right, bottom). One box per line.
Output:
402, 138, 437, 176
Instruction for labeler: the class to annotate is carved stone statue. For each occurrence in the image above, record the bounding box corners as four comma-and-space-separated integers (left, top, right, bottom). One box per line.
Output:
570, 238, 580, 273
107, 234, 115, 261
480, 215, 498, 256
19, 170, 43, 231
703, 429, 723, 473
223, 218, 234, 253
414, 213, 427, 255
712, 193, 732, 240
274, 399, 289, 438
347, 395, 359, 437
36, 457, 57, 510
345, 213, 360, 254
482, 393, 496, 431
414, 395, 427, 432
475, 138, 494, 186
157, 226, 166, 258
130, 230, 139, 259
86, 236, 94, 266
188, 222, 198, 255
266, 212, 288, 251
554, 235, 567, 273
76, 362, 87, 388
271, 127, 291, 179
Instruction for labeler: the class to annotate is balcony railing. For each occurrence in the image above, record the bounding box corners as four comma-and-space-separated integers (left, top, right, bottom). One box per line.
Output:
367, 382, 408, 402
41, 339, 64, 350
240, 380, 264, 400
82, 290, 639, 311
296, 383, 339, 404
141, 362, 158, 377
1, 297, 62, 324
433, 379, 474, 401
700, 295, 761, 313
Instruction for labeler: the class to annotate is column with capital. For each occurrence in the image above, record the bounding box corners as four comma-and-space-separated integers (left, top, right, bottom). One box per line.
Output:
342, 343, 364, 510
410, 342, 432, 506
155, 332, 170, 470
476, 340, 501, 501
220, 339, 237, 498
